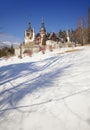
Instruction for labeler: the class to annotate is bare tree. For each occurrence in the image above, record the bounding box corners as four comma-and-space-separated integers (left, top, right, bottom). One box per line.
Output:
88, 7, 90, 44
75, 16, 87, 46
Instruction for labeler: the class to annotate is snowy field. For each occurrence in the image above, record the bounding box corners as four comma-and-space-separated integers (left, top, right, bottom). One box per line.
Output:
0, 46, 90, 130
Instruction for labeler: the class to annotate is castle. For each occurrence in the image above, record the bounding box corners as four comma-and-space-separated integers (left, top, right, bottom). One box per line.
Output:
15, 18, 47, 57
24, 18, 46, 46
15, 18, 72, 57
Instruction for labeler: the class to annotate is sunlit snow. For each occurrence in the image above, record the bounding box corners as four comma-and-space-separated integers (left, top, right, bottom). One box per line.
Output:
0, 46, 90, 130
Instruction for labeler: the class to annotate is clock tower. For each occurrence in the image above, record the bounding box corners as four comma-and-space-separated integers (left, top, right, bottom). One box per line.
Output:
24, 22, 35, 44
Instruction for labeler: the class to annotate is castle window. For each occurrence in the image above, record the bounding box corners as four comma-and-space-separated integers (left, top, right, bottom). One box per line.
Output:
27, 33, 30, 36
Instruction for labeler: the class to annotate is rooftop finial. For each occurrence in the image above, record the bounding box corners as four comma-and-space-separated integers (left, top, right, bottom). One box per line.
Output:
28, 22, 31, 30
42, 16, 44, 23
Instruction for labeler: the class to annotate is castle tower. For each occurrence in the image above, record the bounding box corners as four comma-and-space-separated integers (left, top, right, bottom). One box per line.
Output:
66, 30, 70, 42
24, 22, 35, 44
40, 18, 46, 45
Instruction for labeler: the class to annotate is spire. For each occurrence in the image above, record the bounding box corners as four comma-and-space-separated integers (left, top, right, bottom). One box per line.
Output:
41, 17, 44, 28
40, 17, 46, 32
28, 22, 31, 30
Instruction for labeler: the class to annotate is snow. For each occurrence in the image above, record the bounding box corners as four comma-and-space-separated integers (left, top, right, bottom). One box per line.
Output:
0, 46, 90, 130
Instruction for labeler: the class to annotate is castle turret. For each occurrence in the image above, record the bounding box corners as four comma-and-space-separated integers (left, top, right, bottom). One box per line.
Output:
66, 30, 70, 42
40, 18, 46, 45
24, 22, 35, 44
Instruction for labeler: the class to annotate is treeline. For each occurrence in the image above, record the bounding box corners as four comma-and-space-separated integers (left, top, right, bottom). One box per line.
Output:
0, 45, 15, 58
56, 15, 89, 45
48, 7, 90, 45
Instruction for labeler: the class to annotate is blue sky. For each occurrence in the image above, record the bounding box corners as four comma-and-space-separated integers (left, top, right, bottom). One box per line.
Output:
0, 0, 90, 42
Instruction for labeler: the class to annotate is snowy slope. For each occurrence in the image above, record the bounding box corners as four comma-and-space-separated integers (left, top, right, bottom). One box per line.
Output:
0, 46, 90, 130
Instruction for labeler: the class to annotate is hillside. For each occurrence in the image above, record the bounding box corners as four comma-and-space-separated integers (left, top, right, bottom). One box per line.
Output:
0, 46, 90, 130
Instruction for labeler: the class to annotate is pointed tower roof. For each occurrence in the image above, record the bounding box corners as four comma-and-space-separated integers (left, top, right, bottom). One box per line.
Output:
41, 17, 44, 28
27, 22, 31, 31
40, 17, 46, 32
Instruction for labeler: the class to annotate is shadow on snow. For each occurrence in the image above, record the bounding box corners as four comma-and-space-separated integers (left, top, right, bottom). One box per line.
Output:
0, 56, 72, 117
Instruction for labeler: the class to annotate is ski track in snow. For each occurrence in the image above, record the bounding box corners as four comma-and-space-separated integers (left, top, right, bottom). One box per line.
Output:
0, 46, 90, 130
